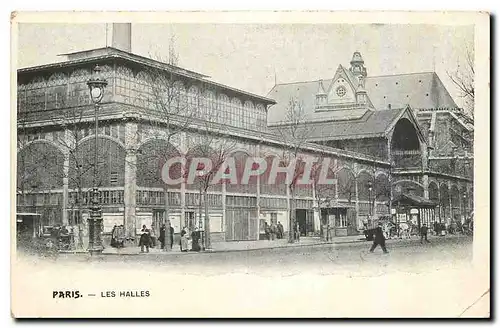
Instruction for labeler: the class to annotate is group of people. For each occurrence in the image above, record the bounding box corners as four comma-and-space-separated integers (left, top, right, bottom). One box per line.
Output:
263, 221, 284, 240
138, 224, 174, 253
180, 226, 202, 252
368, 221, 432, 254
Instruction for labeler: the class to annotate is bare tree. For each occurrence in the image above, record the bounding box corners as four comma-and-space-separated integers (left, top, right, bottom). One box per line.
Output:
185, 111, 237, 250
135, 40, 199, 251
448, 48, 474, 118
309, 154, 341, 241
273, 98, 313, 243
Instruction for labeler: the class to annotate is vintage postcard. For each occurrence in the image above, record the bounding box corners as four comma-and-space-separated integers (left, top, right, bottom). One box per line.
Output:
11, 11, 490, 318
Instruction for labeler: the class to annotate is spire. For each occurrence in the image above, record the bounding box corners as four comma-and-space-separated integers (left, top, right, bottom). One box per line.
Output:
315, 79, 327, 107
349, 51, 367, 79
318, 79, 326, 94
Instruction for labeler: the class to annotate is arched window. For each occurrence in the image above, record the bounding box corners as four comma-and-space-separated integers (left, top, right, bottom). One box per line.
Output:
115, 66, 134, 102
204, 90, 217, 120
46, 72, 67, 110
231, 98, 242, 128
188, 85, 199, 117
256, 103, 267, 130
69, 69, 91, 107
243, 101, 254, 130
219, 94, 230, 124
26, 76, 47, 111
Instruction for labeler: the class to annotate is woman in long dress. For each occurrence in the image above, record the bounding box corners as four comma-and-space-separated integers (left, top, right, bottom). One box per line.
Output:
191, 227, 201, 252
180, 227, 189, 252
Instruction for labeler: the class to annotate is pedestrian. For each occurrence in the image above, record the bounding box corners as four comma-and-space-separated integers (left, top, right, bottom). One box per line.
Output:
294, 222, 300, 241
264, 222, 270, 240
191, 227, 201, 252
150, 225, 157, 248
114, 225, 125, 248
277, 221, 284, 239
369, 223, 389, 254
270, 222, 277, 240
169, 224, 174, 249
159, 224, 166, 250
139, 225, 151, 253
180, 226, 189, 252
420, 224, 430, 243
110, 224, 118, 248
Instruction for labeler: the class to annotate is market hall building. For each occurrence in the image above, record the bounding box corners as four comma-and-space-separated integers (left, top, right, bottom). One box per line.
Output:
16, 24, 473, 246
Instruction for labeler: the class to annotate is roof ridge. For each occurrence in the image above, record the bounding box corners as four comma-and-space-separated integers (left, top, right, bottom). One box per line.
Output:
366, 71, 436, 79
275, 71, 436, 87
275, 78, 331, 86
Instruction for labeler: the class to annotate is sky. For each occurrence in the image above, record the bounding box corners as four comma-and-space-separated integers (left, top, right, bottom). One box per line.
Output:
17, 23, 474, 108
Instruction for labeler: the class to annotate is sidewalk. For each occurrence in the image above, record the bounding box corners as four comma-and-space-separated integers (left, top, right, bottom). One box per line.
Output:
60, 233, 464, 256
60, 235, 367, 255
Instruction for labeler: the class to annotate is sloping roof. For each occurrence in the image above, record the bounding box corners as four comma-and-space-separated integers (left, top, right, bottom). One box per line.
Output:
365, 72, 458, 110
267, 71, 459, 124
267, 82, 369, 125
268, 107, 404, 141
18, 47, 276, 106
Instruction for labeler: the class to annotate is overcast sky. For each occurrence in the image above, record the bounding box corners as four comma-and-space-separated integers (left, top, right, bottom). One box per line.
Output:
17, 23, 474, 108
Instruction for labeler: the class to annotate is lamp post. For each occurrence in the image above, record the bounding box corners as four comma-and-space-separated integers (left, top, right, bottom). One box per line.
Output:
462, 192, 467, 223
86, 64, 108, 255
367, 181, 373, 217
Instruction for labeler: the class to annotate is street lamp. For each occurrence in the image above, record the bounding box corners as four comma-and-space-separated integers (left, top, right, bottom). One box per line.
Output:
86, 64, 107, 255
462, 192, 467, 222
367, 181, 373, 216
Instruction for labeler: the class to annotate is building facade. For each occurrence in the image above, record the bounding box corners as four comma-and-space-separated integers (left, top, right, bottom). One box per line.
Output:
16, 29, 473, 246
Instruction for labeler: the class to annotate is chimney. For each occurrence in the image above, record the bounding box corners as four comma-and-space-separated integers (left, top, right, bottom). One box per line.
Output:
106, 23, 132, 52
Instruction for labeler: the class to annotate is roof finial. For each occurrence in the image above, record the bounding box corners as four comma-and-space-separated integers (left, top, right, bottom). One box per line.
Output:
350, 51, 367, 78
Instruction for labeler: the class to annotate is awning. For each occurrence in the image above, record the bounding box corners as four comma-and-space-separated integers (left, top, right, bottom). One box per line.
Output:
393, 193, 438, 208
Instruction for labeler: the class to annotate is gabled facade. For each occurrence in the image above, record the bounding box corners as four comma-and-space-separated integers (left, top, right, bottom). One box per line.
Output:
268, 51, 474, 225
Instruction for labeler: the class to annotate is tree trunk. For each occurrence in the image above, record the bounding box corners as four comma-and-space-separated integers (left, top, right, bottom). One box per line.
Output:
199, 188, 204, 249
288, 184, 296, 243
163, 188, 171, 251
203, 189, 211, 250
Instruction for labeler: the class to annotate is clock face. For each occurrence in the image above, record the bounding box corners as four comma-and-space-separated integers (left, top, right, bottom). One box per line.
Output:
336, 86, 347, 98
91, 87, 102, 100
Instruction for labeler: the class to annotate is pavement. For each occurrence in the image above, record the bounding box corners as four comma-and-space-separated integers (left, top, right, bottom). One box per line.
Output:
59, 233, 456, 256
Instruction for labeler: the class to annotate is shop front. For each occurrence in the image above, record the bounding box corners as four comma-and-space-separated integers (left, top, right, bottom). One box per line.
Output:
320, 205, 357, 239
392, 193, 438, 234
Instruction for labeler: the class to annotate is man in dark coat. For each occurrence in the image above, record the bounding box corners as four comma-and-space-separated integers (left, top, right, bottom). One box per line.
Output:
420, 224, 430, 243
191, 227, 201, 252
159, 224, 166, 249
139, 225, 151, 253
277, 221, 284, 239
169, 225, 174, 249
369, 223, 389, 254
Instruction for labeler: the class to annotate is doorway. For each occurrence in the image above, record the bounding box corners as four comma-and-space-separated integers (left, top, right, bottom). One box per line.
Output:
185, 211, 196, 230
296, 209, 314, 236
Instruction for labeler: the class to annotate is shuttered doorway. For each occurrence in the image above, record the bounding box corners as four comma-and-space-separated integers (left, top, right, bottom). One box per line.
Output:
225, 208, 258, 241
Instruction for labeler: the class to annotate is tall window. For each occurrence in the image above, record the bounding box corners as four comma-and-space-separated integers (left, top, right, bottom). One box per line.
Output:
188, 85, 199, 117
219, 94, 230, 124
46, 72, 68, 110
69, 69, 91, 107
231, 98, 242, 128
